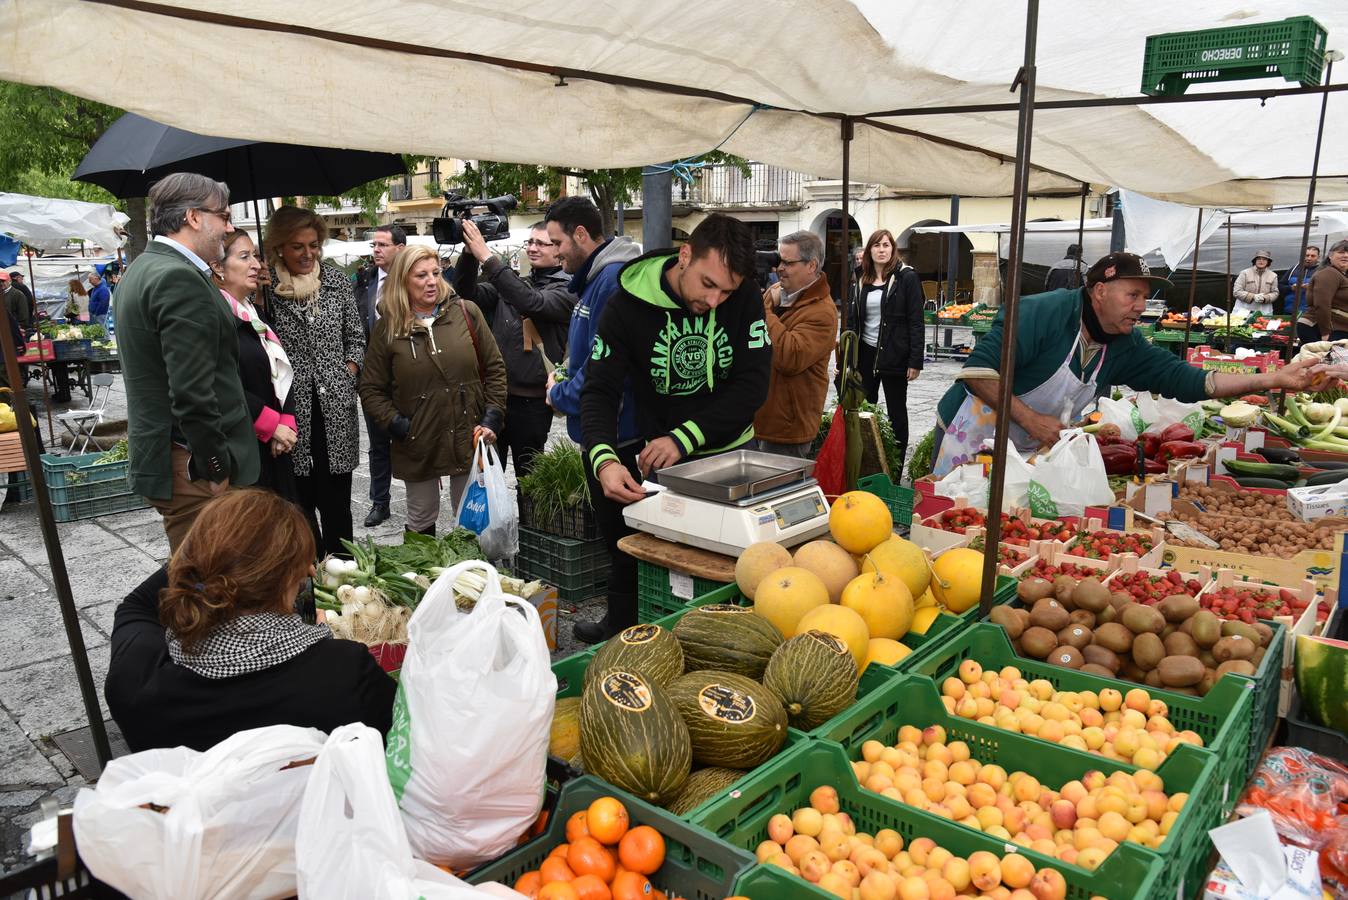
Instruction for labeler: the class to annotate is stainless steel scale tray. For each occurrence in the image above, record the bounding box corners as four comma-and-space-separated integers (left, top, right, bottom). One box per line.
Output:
656, 450, 815, 502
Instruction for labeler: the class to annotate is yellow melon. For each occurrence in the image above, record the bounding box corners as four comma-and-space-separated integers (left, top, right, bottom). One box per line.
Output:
863, 638, 913, 672
839, 571, 914, 640
752, 566, 830, 638
910, 606, 941, 635
828, 491, 893, 554
914, 587, 937, 609
792, 540, 859, 603
735, 541, 794, 600
797, 603, 871, 668
930, 547, 985, 613
859, 535, 931, 601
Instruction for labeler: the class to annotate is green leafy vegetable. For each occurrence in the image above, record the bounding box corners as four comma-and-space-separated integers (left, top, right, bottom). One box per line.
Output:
517, 440, 590, 522
907, 427, 936, 483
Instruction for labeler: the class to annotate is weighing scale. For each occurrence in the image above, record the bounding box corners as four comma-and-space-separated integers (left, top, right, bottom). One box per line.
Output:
623, 450, 831, 557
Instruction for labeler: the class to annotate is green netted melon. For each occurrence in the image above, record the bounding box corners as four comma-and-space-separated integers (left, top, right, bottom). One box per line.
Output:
666, 669, 788, 768
580, 667, 691, 805
672, 604, 783, 680
664, 766, 746, 815
762, 629, 860, 730
584, 624, 684, 690
549, 697, 582, 760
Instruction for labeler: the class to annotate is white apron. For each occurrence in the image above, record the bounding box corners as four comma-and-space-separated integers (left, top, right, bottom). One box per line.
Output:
933, 331, 1107, 476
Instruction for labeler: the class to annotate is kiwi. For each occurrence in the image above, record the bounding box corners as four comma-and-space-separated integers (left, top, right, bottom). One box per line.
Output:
1189, 610, 1222, 649
1071, 578, 1112, 613
1096, 605, 1118, 625
1216, 659, 1256, 678
989, 605, 1025, 640
1082, 644, 1122, 673
1052, 575, 1078, 606
1057, 624, 1093, 650
1020, 626, 1058, 659
1250, 622, 1274, 648
1029, 598, 1071, 632
1221, 621, 1261, 644
1080, 663, 1115, 677
1169, 686, 1200, 697
1157, 655, 1204, 687
1251, 646, 1267, 667
1094, 622, 1135, 655
1178, 617, 1195, 636
1157, 594, 1199, 623
1048, 645, 1083, 669
1213, 635, 1256, 662
1120, 660, 1148, 682
1069, 609, 1098, 628
1121, 604, 1165, 635
1197, 669, 1217, 696
1144, 668, 1164, 687
1197, 649, 1218, 669
1109, 591, 1133, 610
1017, 577, 1054, 603
1160, 624, 1176, 640
1163, 632, 1200, 658
1132, 632, 1165, 670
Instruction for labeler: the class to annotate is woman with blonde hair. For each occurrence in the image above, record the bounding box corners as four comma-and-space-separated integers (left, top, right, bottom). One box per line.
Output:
105, 489, 395, 752
264, 205, 365, 555
359, 245, 507, 535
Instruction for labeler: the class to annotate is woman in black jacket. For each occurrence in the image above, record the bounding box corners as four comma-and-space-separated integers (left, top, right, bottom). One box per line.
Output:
210, 231, 299, 500
105, 489, 395, 752
845, 229, 926, 461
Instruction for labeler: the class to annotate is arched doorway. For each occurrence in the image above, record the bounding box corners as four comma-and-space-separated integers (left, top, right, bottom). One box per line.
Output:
809, 209, 862, 300
896, 220, 974, 284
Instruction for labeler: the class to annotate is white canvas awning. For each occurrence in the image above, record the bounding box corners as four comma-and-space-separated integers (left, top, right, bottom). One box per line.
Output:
0, 2, 1344, 205
0, 192, 128, 252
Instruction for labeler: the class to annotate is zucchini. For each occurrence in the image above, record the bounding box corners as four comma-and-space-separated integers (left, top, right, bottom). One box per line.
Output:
1304, 460, 1348, 470
1232, 476, 1294, 490
1222, 458, 1301, 482
1305, 469, 1348, 486
1255, 446, 1302, 465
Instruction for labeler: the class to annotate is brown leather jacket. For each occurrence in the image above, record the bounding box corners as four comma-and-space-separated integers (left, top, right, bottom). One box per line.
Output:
752, 275, 838, 444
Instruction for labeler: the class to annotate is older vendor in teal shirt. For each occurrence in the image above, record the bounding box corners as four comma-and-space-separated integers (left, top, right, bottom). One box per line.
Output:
932, 252, 1314, 476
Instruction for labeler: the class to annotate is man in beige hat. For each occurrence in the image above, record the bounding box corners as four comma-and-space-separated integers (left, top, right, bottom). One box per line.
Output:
1233, 249, 1279, 317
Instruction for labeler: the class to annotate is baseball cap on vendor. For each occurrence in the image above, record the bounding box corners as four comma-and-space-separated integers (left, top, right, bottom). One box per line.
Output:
1085, 252, 1172, 289
0, 271, 9, 282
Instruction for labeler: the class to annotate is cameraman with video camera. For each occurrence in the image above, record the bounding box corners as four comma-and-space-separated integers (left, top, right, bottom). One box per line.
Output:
453, 219, 577, 481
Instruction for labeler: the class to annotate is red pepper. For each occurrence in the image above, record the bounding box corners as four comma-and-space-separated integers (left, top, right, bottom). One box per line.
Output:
1100, 443, 1139, 475
1158, 422, 1195, 444
1144, 459, 1167, 474
1141, 433, 1162, 459
1158, 440, 1205, 462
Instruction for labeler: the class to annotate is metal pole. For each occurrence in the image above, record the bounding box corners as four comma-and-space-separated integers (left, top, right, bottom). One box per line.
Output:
1225, 215, 1233, 347
246, 147, 274, 320
1110, 200, 1126, 253
1182, 208, 1203, 353
642, 164, 673, 250
22, 249, 55, 440
840, 118, 855, 489
1287, 55, 1336, 356
979, 0, 1039, 616
946, 195, 960, 304
0, 313, 112, 768
1076, 183, 1088, 285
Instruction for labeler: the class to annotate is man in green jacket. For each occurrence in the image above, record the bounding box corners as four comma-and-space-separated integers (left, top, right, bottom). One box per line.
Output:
932, 252, 1314, 475
116, 172, 258, 549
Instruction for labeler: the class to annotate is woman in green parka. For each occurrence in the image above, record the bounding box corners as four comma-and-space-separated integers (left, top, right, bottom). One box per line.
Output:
358, 245, 507, 535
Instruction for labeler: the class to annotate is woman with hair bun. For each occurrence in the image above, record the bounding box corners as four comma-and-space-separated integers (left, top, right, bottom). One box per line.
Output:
105, 488, 395, 752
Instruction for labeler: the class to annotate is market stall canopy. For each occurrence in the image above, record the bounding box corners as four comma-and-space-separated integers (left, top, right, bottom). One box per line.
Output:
0, 192, 128, 253
0, 1, 1345, 205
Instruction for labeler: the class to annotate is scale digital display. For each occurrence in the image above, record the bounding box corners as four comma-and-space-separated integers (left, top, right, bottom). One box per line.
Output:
773, 493, 825, 528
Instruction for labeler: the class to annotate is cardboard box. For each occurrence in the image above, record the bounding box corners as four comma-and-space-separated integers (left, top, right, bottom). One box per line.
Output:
525, 584, 559, 651
1286, 484, 1348, 520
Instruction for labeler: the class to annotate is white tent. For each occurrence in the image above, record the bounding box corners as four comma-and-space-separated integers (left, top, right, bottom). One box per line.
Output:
0, 192, 128, 253
0, 2, 1344, 205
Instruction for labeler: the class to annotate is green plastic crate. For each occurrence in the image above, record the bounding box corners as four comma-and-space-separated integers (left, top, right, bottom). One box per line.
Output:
516, 526, 608, 603
1242, 618, 1285, 778
1141, 15, 1328, 96
3, 471, 33, 503
698, 741, 1163, 900
637, 559, 730, 622
40, 452, 148, 523
812, 674, 1222, 900
468, 776, 755, 899
856, 473, 914, 532
912, 623, 1256, 817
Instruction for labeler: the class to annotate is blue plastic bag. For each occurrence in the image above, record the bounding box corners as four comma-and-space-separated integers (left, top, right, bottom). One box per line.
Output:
454, 441, 518, 559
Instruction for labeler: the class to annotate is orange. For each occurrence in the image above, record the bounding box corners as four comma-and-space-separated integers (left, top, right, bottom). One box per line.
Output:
610, 870, 653, 900
618, 825, 666, 875
514, 871, 543, 898
538, 883, 581, 900
570, 874, 612, 900
586, 797, 631, 845
566, 811, 591, 843
550, 843, 571, 859
539, 856, 576, 884
568, 836, 617, 882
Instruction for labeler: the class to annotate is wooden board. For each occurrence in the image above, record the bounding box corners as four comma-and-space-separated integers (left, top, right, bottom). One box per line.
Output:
617, 532, 738, 582
0, 432, 27, 474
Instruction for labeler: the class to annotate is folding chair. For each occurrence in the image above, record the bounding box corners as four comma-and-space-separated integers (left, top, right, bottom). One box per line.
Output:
55, 373, 114, 454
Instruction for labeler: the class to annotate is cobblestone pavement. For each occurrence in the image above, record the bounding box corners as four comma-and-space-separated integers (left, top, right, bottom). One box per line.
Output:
0, 355, 963, 869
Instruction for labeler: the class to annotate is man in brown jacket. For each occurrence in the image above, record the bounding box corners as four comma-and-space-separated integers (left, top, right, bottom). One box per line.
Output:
752, 230, 838, 457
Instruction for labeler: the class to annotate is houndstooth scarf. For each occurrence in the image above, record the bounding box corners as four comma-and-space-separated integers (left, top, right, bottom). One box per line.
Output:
168, 613, 331, 679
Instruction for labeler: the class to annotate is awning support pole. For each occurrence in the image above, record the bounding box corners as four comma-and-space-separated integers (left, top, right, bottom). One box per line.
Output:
979, 0, 1039, 617
1286, 56, 1336, 361
1182, 208, 1204, 352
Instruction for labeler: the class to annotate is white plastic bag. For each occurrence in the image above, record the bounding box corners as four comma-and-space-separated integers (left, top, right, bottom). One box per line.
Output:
72, 725, 326, 900
387, 559, 556, 868
297, 724, 516, 899
456, 441, 519, 560
1097, 395, 1144, 442
1140, 395, 1205, 435
933, 463, 990, 508
1025, 430, 1115, 518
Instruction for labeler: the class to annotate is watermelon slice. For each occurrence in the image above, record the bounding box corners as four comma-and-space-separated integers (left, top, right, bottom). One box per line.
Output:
1295, 633, 1348, 737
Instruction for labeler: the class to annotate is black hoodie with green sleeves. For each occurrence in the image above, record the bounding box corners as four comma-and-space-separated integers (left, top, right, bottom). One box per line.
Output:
581, 250, 772, 477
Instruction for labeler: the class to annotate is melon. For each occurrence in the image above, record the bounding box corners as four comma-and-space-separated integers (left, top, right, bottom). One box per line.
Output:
915, 588, 937, 609
664, 766, 747, 815
735, 541, 793, 599
1295, 633, 1348, 737
762, 630, 859, 730
753, 567, 830, 638
931, 547, 985, 613
792, 540, 859, 603
796, 603, 870, 668
673, 604, 783, 680
861, 535, 932, 601
666, 670, 788, 768
550, 696, 582, 760
584, 623, 684, 690
863, 638, 913, 672
828, 491, 893, 554
910, 606, 941, 635
840, 571, 914, 640
580, 668, 691, 805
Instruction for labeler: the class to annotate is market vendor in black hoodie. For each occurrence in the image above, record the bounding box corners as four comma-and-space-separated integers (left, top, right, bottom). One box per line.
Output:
582, 213, 772, 504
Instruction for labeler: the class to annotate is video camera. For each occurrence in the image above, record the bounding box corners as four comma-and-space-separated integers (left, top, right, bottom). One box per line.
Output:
432, 192, 518, 244
754, 242, 781, 290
